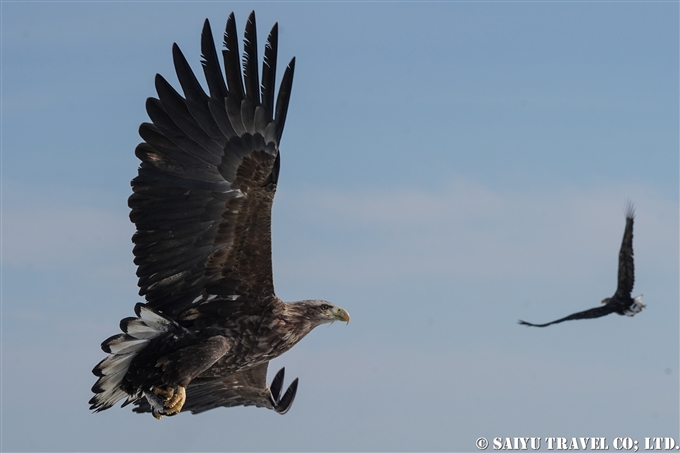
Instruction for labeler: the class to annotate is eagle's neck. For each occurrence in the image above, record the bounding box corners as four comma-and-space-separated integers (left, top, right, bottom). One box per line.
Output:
267, 300, 320, 351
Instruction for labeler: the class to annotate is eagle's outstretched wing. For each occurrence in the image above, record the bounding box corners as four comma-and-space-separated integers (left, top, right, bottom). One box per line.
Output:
131, 12, 295, 318
614, 202, 635, 299
518, 305, 617, 328
131, 364, 299, 415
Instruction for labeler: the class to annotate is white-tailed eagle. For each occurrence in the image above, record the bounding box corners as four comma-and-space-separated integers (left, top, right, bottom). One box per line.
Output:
89, 12, 350, 419
519, 202, 644, 328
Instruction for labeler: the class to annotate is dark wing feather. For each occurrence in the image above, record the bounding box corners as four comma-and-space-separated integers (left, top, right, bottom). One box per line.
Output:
614, 202, 635, 298
519, 305, 617, 328
260, 23, 278, 124
222, 13, 247, 136
131, 364, 298, 414
199, 19, 237, 140
172, 42, 226, 143
241, 12, 260, 133
272, 57, 295, 144
130, 12, 295, 317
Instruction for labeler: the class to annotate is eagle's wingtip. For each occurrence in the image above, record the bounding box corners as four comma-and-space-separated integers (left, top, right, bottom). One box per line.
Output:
625, 200, 635, 219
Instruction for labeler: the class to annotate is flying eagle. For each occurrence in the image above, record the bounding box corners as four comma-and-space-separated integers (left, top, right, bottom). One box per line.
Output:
519, 203, 644, 328
89, 12, 350, 419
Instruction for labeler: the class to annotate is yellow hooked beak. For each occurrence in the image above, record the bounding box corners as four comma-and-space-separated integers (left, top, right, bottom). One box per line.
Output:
334, 307, 351, 324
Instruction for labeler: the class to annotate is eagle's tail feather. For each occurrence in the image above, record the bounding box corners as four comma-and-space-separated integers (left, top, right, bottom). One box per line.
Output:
89, 303, 179, 412
625, 295, 645, 316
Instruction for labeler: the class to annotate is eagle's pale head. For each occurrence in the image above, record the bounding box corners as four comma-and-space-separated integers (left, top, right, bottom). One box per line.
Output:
277, 299, 350, 349
295, 299, 350, 326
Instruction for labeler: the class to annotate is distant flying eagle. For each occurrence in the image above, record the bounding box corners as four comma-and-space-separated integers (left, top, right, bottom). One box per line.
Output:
89, 12, 350, 419
519, 203, 644, 328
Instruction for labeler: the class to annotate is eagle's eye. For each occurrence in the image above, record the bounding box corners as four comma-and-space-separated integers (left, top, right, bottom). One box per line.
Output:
319, 304, 332, 311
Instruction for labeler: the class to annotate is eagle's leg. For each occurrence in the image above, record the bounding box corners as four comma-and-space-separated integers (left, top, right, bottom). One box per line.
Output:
152, 385, 186, 417
145, 336, 232, 419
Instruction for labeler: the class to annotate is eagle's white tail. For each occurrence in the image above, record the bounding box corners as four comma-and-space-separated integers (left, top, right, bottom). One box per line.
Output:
89, 303, 178, 412
625, 295, 645, 316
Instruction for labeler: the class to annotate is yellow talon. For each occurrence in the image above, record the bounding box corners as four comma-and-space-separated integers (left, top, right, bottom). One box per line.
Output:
150, 385, 186, 417
164, 386, 186, 416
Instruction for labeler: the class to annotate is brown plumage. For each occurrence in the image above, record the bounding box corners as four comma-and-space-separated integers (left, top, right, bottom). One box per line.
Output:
89, 12, 349, 419
519, 202, 644, 328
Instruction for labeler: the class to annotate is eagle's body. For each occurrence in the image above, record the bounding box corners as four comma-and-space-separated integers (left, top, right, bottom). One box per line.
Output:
89, 12, 349, 419
519, 203, 644, 328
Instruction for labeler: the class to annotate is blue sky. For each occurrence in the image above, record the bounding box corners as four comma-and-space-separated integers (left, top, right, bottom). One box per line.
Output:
2, 2, 678, 451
